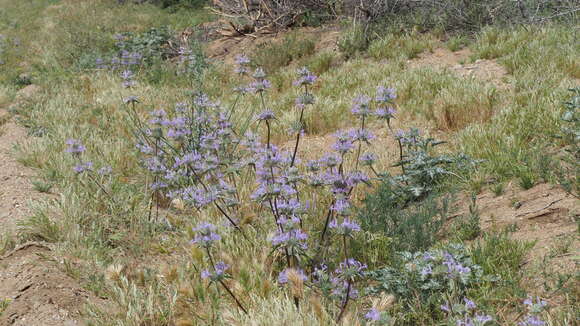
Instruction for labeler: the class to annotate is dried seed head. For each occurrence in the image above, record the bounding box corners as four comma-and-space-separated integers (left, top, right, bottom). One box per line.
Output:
309, 295, 326, 323
105, 264, 124, 282
287, 268, 305, 299
374, 294, 396, 310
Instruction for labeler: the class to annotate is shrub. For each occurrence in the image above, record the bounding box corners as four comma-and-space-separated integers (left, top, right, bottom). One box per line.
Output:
366, 243, 495, 324
337, 25, 368, 59
555, 87, 580, 195
358, 184, 448, 253
251, 33, 316, 73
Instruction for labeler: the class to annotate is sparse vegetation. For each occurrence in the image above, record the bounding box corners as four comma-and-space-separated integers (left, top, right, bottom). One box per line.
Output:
0, 0, 578, 325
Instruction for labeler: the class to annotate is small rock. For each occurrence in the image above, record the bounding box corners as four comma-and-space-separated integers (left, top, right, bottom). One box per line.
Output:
16, 84, 41, 99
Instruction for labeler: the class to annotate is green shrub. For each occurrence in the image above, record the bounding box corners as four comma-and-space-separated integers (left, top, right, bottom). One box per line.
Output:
337, 25, 368, 59
251, 33, 316, 73
366, 243, 496, 325
358, 182, 448, 253
368, 33, 433, 60
471, 231, 534, 281
448, 194, 481, 241
555, 88, 580, 195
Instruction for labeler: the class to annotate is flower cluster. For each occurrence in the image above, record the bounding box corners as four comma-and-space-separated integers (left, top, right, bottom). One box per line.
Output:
519, 296, 548, 326
441, 297, 493, 326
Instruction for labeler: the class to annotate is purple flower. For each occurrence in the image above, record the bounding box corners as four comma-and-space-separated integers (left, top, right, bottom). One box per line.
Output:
320, 152, 342, 168
331, 198, 351, 215
351, 95, 372, 117
523, 296, 548, 308
375, 106, 396, 119
332, 131, 354, 154
329, 218, 361, 236
375, 86, 397, 103
97, 166, 112, 176
420, 265, 432, 277
441, 304, 451, 313
270, 229, 308, 250
519, 315, 545, 326
201, 261, 229, 281
295, 93, 315, 107
464, 297, 477, 310
252, 67, 266, 80
257, 109, 276, 121
278, 268, 307, 284
349, 128, 375, 143
191, 222, 221, 248
65, 139, 86, 155
235, 54, 250, 66
475, 314, 493, 324
73, 161, 93, 174
293, 67, 318, 86
359, 152, 377, 166
364, 308, 381, 321
123, 96, 139, 104
120, 69, 133, 80
248, 79, 271, 93
335, 258, 367, 279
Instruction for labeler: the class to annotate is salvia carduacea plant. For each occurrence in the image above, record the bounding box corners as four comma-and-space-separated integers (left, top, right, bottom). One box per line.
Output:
64, 54, 504, 324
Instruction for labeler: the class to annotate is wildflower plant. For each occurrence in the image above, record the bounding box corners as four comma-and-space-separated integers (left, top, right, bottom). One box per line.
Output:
71, 52, 418, 322
440, 297, 493, 326
366, 244, 492, 306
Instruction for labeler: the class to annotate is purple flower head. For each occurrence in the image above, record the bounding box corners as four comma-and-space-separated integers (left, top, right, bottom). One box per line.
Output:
123, 96, 139, 104
235, 54, 250, 66
335, 258, 367, 279
331, 279, 359, 301
351, 95, 372, 117
420, 265, 432, 277
201, 261, 229, 282
441, 304, 451, 313
148, 109, 167, 126
174, 102, 188, 113
331, 199, 351, 215
191, 222, 221, 248
252, 67, 266, 80
375, 106, 396, 119
120, 69, 134, 80
332, 130, 354, 154
293, 67, 318, 86
65, 139, 86, 155
359, 152, 377, 166
475, 314, 493, 324
375, 86, 397, 103
97, 166, 112, 176
364, 308, 381, 321
523, 296, 548, 308
151, 181, 168, 190
278, 268, 307, 285
194, 93, 218, 108
73, 161, 93, 174
295, 93, 315, 107
270, 229, 308, 251
519, 315, 545, 326
320, 152, 342, 168
257, 109, 276, 121
464, 297, 477, 310
349, 128, 375, 143
248, 79, 271, 93
329, 218, 361, 236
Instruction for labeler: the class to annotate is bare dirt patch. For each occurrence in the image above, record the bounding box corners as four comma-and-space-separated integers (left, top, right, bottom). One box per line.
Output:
455, 183, 578, 276
205, 25, 341, 65
0, 88, 98, 326
409, 47, 509, 88
0, 243, 98, 326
